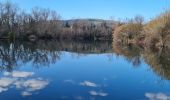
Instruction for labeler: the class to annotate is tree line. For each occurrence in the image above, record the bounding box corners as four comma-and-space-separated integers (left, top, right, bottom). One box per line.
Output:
0, 1, 114, 41
113, 11, 170, 49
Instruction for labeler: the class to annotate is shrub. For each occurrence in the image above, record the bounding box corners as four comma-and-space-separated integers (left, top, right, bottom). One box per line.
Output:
143, 11, 170, 47
113, 17, 143, 44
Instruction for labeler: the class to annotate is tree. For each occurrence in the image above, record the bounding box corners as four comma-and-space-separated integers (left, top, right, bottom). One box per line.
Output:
0, 1, 19, 35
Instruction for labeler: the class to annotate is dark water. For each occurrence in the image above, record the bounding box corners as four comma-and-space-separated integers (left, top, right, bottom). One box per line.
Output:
0, 40, 170, 100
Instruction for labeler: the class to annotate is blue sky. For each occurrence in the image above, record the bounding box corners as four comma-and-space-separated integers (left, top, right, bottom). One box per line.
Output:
5, 0, 170, 20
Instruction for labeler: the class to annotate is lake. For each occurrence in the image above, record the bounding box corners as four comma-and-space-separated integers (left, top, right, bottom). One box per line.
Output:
0, 40, 170, 100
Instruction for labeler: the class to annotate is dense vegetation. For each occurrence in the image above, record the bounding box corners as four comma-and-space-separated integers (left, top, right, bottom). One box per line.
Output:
143, 11, 170, 48
1, 1, 170, 48
113, 16, 143, 44
0, 1, 114, 41
112, 11, 170, 74
113, 12, 170, 49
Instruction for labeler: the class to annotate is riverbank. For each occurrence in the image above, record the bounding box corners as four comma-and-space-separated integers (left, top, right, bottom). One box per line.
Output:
113, 12, 170, 49
0, 1, 115, 41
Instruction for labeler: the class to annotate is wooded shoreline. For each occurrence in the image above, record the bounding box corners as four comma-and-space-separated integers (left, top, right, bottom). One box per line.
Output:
0, 1, 114, 41
0, 1, 170, 49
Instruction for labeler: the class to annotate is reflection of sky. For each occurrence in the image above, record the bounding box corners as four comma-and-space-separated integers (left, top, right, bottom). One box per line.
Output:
0, 52, 170, 100
145, 92, 170, 100
0, 71, 49, 96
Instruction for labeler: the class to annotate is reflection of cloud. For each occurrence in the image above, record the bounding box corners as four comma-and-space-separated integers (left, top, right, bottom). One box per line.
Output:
12, 71, 34, 78
145, 92, 170, 100
61, 96, 69, 99
0, 87, 8, 93
63, 79, 108, 99
0, 78, 15, 87
80, 81, 98, 87
23, 79, 49, 91
89, 91, 108, 97
64, 79, 75, 84
21, 91, 32, 96
89, 91, 98, 96
0, 71, 49, 96
75, 96, 84, 100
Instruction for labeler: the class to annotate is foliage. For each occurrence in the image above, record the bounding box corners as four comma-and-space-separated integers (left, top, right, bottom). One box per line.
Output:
0, 1, 114, 40
113, 11, 170, 48
143, 11, 170, 47
113, 16, 143, 44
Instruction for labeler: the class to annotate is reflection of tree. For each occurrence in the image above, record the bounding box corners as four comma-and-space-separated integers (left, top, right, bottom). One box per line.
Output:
0, 40, 62, 70
112, 42, 170, 80
143, 47, 170, 80
54, 40, 112, 54
0, 42, 17, 71
0, 40, 112, 71
112, 42, 143, 67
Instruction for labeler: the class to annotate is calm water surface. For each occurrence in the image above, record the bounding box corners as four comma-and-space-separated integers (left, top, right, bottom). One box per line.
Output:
0, 40, 170, 100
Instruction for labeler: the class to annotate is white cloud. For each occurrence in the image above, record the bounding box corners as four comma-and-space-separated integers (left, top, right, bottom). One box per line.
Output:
89, 91, 108, 97
145, 92, 170, 100
75, 96, 84, 100
0, 71, 49, 96
21, 91, 32, 96
64, 79, 75, 84
98, 92, 108, 96
23, 79, 49, 91
80, 81, 98, 87
5, 71, 34, 78
89, 91, 98, 96
0, 78, 15, 87
0, 87, 8, 93
3, 72, 10, 76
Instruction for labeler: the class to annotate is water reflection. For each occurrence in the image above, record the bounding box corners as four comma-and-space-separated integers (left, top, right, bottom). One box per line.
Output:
0, 40, 170, 82
0, 40, 112, 71
112, 43, 143, 67
112, 42, 170, 80
143, 47, 170, 80
145, 92, 170, 100
80, 81, 98, 87
0, 71, 49, 96
0, 40, 169, 99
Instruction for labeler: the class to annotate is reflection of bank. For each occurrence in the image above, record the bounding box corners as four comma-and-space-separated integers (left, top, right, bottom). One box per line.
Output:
0, 71, 49, 96
143, 47, 170, 80
0, 40, 62, 70
112, 42, 170, 80
0, 40, 112, 70
112, 42, 143, 67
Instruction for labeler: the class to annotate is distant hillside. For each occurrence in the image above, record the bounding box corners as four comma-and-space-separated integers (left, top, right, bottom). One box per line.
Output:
60, 19, 117, 28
